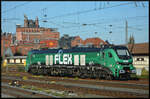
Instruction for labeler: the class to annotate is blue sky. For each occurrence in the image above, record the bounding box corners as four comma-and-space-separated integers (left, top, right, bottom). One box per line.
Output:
1, 1, 149, 45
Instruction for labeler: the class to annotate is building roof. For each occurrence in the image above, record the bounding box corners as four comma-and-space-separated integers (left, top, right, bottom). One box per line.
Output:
118, 42, 149, 55
127, 42, 149, 55
83, 37, 107, 45
6, 56, 27, 59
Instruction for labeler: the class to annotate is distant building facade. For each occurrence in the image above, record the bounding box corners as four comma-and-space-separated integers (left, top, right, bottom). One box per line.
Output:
1, 15, 60, 57
59, 34, 107, 49
1, 33, 14, 57
59, 34, 76, 49
128, 42, 149, 70
71, 36, 84, 47
16, 15, 59, 43
83, 37, 107, 48
1, 15, 108, 57
15, 15, 60, 55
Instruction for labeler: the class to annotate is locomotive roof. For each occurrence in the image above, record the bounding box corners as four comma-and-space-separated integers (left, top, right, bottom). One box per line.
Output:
30, 47, 101, 54
101, 45, 128, 50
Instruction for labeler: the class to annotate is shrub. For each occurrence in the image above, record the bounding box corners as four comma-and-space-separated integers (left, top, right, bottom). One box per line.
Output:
141, 68, 149, 76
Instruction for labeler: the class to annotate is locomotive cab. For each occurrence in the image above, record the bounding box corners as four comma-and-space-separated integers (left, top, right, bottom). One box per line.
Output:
113, 46, 137, 79
101, 45, 137, 80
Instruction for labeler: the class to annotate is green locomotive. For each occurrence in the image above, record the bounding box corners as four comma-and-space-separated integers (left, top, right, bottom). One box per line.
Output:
25, 45, 137, 80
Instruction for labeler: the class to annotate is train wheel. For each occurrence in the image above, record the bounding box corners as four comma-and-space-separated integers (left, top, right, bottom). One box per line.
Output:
105, 74, 113, 80
32, 68, 38, 75
79, 73, 86, 79
43, 68, 48, 75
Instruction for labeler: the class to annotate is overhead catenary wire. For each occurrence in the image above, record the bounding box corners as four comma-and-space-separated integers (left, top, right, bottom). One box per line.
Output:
2, 2, 32, 14
2, 2, 147, 23
2, 2, 148, 35
39, 2, 134, 21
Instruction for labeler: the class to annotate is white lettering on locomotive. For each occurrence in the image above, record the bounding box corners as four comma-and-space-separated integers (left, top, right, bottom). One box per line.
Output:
63, 54, 68, 64
54, 54, 72, 65
68, 54, 72, 64
55, 54, 59, 64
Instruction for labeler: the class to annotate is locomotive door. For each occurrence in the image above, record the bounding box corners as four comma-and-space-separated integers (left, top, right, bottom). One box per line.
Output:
74, 55, 79, 65
106, 52, 114, 68
80, 55, 85, 66
46, 55, 53, 65
100, 51, 106, 66
50, 55, 53, 65
46, 55, 49, 65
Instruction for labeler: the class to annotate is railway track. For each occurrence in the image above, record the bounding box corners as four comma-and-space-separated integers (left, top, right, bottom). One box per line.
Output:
2, 75, 149, 98
2, 73, 149, 90
2, 76, 149, 94
1, 82, 60, 98
2, 71, 149, 84
2, 78, 111, 98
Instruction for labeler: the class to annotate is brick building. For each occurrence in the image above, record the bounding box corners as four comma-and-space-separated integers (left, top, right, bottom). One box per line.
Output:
1, 15, 60, 57
83, 37, 107, 48
16, 15, 59, 43
1, 15, 108, 57
71, 36, 84, 47
59, 34, 107, 49
40, 39, 58, 48
14, 15, 60, 55
1, 33, 14, 57
59, 34, 84, 49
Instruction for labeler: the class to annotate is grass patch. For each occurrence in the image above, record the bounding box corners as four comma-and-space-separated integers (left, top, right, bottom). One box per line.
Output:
137, 68, 149, 79
21, 85, 31, 89
44, 89, 52, 94
32, 75, 43, 78
22, 76, 28, 80
15, 74, 20, 76
137, 75, 149, 79
18, 67, 25, 72
21, 85, 67, 97
63, 77, 68, 79
31, 86, 38, 90
74, 77, 79, 80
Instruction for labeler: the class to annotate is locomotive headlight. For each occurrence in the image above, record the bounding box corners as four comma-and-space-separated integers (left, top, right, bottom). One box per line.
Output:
131, 69, 136, 73
116, 62, 119, 64
119, 70, 125, 73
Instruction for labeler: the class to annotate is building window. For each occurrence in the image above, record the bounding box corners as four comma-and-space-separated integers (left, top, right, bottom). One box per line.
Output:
20, 59, 22, 63
34, 39, 40, 43
136, 58, 144, 61
77, 40, 80, 43
7, 59, 10, 63
14, 59, 16, 63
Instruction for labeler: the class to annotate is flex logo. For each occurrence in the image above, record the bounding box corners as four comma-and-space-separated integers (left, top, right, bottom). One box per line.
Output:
55, 54, 72, 65
55, 49, 72, 65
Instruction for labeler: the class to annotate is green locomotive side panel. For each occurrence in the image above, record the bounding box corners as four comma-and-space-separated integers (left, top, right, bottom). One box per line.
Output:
43, 52, 100, 66
25, 51, 101, 69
